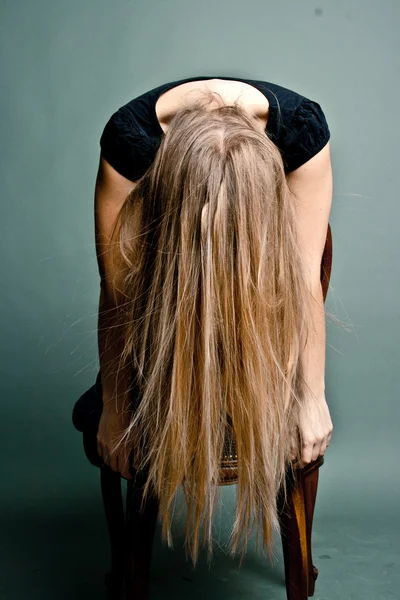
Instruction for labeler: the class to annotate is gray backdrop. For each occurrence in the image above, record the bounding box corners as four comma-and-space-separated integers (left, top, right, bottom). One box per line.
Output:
1, 1, 398, 599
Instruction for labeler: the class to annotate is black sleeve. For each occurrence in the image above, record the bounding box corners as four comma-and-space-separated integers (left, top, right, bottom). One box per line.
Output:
281, 98, 331, 173
99, 106, 150, 181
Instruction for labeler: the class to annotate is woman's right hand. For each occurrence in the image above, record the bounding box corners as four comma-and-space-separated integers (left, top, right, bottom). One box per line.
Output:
290, 393, 333, 467
97, 406, 133, 479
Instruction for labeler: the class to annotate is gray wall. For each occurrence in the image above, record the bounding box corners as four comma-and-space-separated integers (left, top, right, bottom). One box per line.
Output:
1, 1, 399, 598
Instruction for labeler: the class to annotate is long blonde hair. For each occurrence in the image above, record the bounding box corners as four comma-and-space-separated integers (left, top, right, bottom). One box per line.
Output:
107, 89, 326, 566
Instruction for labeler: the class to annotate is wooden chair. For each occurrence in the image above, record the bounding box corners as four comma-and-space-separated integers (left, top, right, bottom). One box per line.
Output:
73, 223, 332, 600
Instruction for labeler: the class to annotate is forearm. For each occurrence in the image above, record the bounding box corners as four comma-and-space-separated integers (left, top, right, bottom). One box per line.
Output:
97, 286, 132, 413
300, 281, 326, 401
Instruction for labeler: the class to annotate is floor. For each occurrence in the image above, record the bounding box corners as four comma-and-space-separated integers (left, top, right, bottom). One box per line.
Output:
1, 442, 399, 600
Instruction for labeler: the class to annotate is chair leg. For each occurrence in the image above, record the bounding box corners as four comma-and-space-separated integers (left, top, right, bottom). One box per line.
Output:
124, 471, 159, 600
278, 459, 322, 599
303, 467, 320, 596
100, 466, 125, 599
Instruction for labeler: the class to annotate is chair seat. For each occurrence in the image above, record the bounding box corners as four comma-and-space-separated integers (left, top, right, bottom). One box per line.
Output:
219, 425, 324, 485
72, 373, 105, 468
73, 377, 324, 481
72, 371, 102, 433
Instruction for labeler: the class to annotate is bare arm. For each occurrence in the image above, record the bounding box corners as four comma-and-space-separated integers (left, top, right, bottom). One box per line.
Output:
286, 141, 334, 463
94, 155, 138, 477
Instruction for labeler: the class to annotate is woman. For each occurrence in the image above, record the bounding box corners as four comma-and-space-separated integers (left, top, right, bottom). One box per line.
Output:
78, 75, 334, 566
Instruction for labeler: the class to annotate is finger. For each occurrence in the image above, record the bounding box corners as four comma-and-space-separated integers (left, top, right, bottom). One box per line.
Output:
101, 446, 113, 469
319, 437, 328, 456
301, 442, 314, 465
108, 450, 119, 473
119, 453, 132, 480
121, 446, 134, 479
290, 443, 297, 461
290, 440, 299, 461
311, 442, 321, 462
290, 429, 299, 461
104, 453, 113, 469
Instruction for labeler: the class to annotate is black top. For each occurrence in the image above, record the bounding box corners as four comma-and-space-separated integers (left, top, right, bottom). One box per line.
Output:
100, 75, 331, 181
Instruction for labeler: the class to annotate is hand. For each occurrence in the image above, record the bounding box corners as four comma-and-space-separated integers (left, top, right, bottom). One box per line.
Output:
97, 405, 133, 479
291, 393, 333, 466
